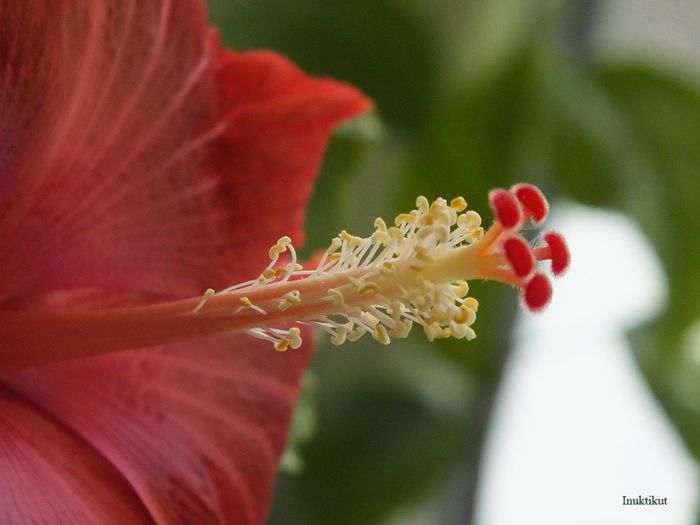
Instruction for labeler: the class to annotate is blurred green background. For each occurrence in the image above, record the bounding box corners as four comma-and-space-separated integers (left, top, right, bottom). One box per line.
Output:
209, 1, 700, 523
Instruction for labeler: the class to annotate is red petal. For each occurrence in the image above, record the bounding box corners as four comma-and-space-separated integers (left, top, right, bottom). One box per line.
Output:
3, 330, 313, 525
0, 2, 371, 302
0, 2, 367, 522
207, 49, 372, 282
0, 0, 216, 300
0, 389, 152, 524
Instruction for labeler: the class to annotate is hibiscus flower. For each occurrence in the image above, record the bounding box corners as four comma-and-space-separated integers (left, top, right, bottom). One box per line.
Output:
0, 2, 570, 524
0, 2, 369, 523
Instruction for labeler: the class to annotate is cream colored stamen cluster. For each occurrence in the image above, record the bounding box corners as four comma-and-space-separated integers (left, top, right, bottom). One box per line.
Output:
308, 196, 483, 345
192, 196, 485, 350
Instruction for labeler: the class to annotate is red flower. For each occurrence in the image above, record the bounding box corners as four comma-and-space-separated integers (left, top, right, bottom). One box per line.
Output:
0, 2, 370, 524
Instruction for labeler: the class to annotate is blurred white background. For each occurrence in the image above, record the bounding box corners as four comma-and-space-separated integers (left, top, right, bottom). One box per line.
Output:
475, 205, 698, 525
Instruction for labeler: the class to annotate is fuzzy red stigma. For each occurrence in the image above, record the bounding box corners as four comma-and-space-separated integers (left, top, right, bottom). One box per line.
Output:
523, 273, 551, 311
543, 232, 570, 276
511, 183, 549, 225
489, 189, 522, 230
503, 236, 535, 278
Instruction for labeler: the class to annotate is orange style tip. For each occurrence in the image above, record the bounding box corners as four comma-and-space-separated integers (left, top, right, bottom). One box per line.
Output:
503, 235, 535, 278
511, 183, 549, 225
523, 273, 552, 312
543, 231, 570, 276
488, 188, 523, 230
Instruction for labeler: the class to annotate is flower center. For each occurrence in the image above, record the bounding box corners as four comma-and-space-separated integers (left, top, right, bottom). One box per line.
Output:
0, 184, 569, 370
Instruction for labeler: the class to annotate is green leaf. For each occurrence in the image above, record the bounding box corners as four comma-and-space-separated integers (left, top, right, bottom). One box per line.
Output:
594, 64, 700, 458
209, 0, 438, 131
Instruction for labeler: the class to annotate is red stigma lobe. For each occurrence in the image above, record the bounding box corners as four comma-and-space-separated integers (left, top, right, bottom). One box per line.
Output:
503, 236, 535, 278
511, 183, 549, 225
523, 273, 551, 311
479, 184, 569, 312
489, 189, 522, 230
543, 232, 570, 276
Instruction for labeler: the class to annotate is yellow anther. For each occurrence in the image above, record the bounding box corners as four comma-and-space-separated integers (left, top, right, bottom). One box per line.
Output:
388, 226, 404, 241
457, 210, 481, 229
190, 287, 217, 314
262, 268, 276, 280
358, 282, 380, 295
287, 327, 302, 349
430, 198, 446, 213
240, 297, 253, 308
328, 288, 345, 306
465, 307, 477, 325
331, 328, 348, 346
374, 217, 388, 232
395, 213, 415, 226
416, 195, 430, 213
371, 230, 391, 245
319, 237, 342, 260
274, 267, 288, 277
453, 305, 475, 325
437, 327, 452, 339
450, 321, 468, 339
450, 196, 467, 212
237, 297, 266, 315
380, 261, 394, 276
274, 339, 289, 352
278, 290, 302, 311
390, 300, 404, 320
348, 327, 366, 342
276, 236, 292, 250
268, 246, 280, 260
329, 253, 341, 262
454, 280, 469, 297
464, 297, 479, 311
373, 325, 391, 345
464, 327, 477, 341
339, 230, 363, 246
389, 319, 413, 338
